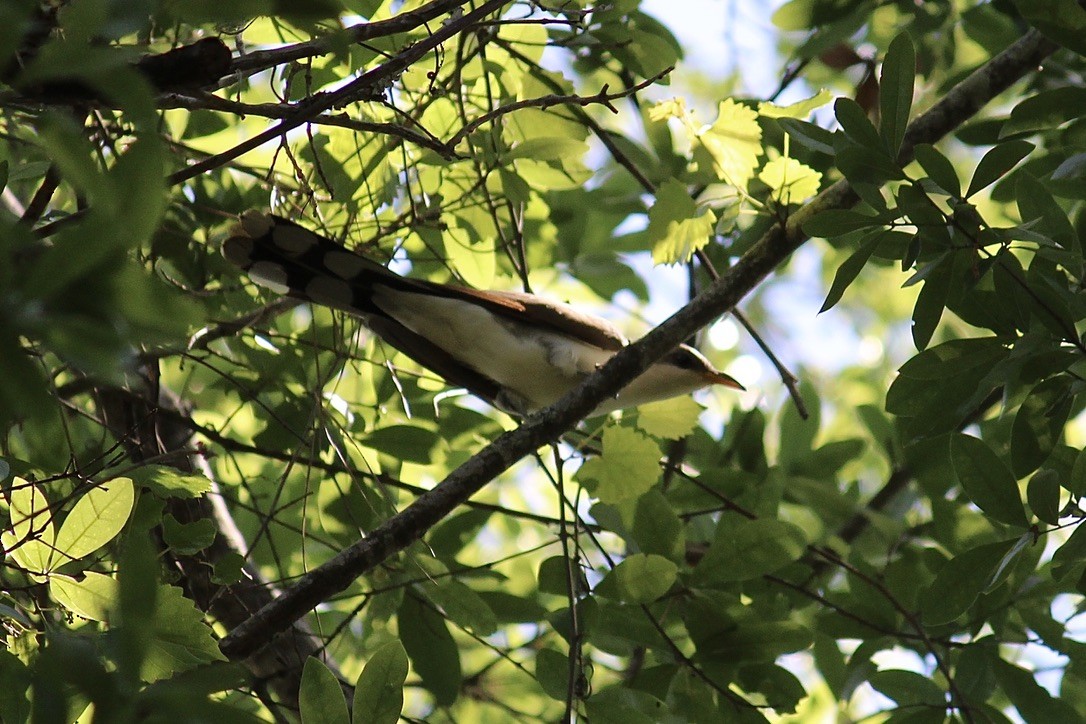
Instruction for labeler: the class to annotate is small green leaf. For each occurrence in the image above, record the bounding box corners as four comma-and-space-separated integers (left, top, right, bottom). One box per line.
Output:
129, 465, 212, 499
911, 261, 950, 351
835, 97, 884, 150
693, 518, 807, 583
921, 541, 1015, 625
759, 156, 822, 204
611, 553, 678, 603
353, 641, 408, 724
2, 477, 55, 575
50, 571, 118, 622
161, 513, 217, 555
534, 647, 571, 701
648, 179, 717, 265
820, 232, 882, 312
397, 594, 460, 706
879, 33, 915, 154
576, 427, 662, 504
301, 657, 350, 724
143, 583, 227, 682
506, 137, 588, 162
635, 396, 702, 439
777, 118, 836, 155
950, 434, 1028, 527
54, 478, 134, 564
965, 140, 1033, 197
1011, 378, 1072, 478
913, 143, 960, 196
424, 579, 497, 636
869, 669, 945, 706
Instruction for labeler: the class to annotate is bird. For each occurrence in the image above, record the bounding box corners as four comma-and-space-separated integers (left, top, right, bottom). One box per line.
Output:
222, 211, 743, 417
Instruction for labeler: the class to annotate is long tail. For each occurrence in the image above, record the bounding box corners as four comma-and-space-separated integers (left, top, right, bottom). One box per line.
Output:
222, 210, 402, 316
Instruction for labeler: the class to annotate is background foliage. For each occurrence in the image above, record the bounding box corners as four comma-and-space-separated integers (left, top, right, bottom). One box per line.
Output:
2, 0, 1085, 721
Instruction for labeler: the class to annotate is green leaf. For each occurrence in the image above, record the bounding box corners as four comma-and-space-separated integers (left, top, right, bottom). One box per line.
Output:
610, 553, 677, 604
835, 97, 883, 150
632, 490, 684, 559
423, 579, 497, 636
397, 593, 460, 706
1010, 0, 1086, 58
129, 465, 212, 499
576, 427, 662, 504
50, 571, 118, 622
879, 33, 915, 154
693, 518, 807, 584
161, 513, 217, 555
911, 259, 950, 351
913, 144, 960, 196
648, 179, 717, 265
868, 669, 944, 706
819, 231, 883, 312
777, 118, 836, 155
143, 584, 227, 681
994, 657, 1081, 721
1011, 377, 1072, 478
803, 209, 883, 238
695, 99, 763, 188
635, 396, 702, 439
506, 137, 588, 162
965, 140, 1033, 198
920, 541, 1016, 625
534, 647, 571, 701
2, 477, 56, 575
1003, 87, 1086, 137
758, 156, 822, 204
353, 641, 408, 724
53, 477, 134, 564
950, 434, 1028, 527
362, 424, 441, 465
1070, 447, 1086, 497
1016, 173, 1077, 249
1027, 469, 1061, 525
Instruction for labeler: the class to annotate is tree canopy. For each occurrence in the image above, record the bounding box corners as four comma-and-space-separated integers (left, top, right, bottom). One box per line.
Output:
2, 0, 1086, 721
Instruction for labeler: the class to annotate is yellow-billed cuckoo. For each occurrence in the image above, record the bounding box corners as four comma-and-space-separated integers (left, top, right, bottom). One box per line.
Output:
223, 211, 743, 417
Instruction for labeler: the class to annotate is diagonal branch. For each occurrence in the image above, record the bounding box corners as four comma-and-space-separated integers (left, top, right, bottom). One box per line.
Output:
218, 29, 1058, 659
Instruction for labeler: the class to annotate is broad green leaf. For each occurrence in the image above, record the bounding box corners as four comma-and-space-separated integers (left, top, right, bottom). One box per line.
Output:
758, 156, 822, 204
424, 579, 497, 636
758, 90, 833, 119
921, 541, 1016, 625
1070, 447, 1086, 497
803, 209, 883, 238
161, 513, 217, 555
697, 98, 763, 187
879, 33, 915, 154
647, 179, 717, 265
353, 641, 408, 724
398, 593, 460, 706
2, 477, 55, 575
636, 396, 702, 439
1016, 173, 1077, 249
911, 260, 950, 351
694, 518, 807, 584
869, 669, 944, 706
1011, 377, 1072, 478
610, 553, 677, 603
950, 434, 1028, 527
1010, 0, 1086, 58
835, 97, 883, 150
1003, 87, 1086, 138
777, 118, 836, 155
534, 647, 571, 702
913, 144, 960, 196
50, 572, 118, 622
443, 228, 496, 289
506, 137, 588, 162
143, 584, 227, 682
129, 465, 212, 499
53, 477, 134, 564
819, 232, 882, 312
632, 490, 684, 559
994, 657, 1081, 721
965, 140, 1033, 198
576, 427, 662, 504
362, 424, 441, 465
